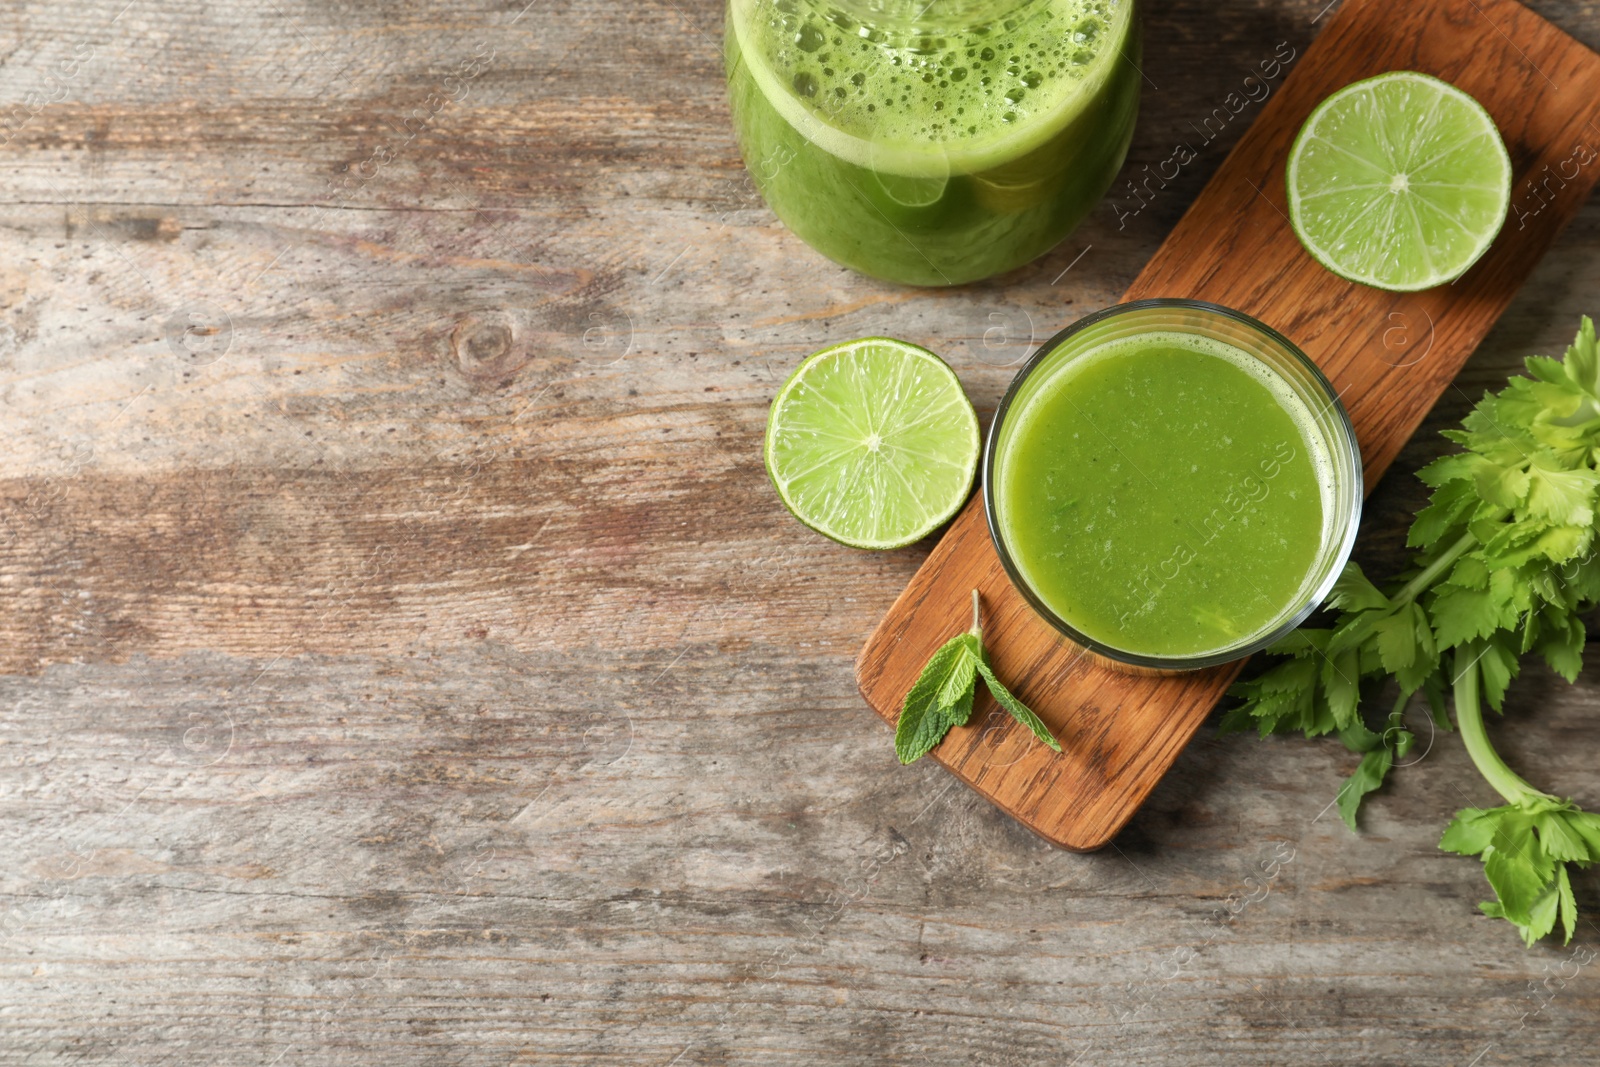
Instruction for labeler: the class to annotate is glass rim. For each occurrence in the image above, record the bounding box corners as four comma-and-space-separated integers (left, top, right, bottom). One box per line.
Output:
981, 297, 1363, 671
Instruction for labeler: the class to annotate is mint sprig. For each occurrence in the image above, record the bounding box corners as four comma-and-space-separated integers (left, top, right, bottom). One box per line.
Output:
895, 590, 1062, 764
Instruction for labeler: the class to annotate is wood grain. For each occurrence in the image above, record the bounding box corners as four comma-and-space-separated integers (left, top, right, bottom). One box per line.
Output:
857, 0, 1600, 851
2, 0, 1599, 1063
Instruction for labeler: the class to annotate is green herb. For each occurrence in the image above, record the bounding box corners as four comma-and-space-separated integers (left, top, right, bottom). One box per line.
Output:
896, 589, 1062, 764
1439, 642, 1600, 946
1225, 317, 1600, 944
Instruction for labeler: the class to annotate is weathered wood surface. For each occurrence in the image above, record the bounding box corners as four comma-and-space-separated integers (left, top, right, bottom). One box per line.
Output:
1, 0, 1599, 1063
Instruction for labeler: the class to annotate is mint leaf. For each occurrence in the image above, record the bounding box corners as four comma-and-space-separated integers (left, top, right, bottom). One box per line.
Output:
894, 635, 978, 765
894, 593, 1061, 764
937, 633, 982, 709
974, 658, 1062, 753
899, 703, 953, 764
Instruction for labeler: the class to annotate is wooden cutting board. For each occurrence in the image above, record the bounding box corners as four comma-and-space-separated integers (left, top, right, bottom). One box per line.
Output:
855, 0, 1600, 850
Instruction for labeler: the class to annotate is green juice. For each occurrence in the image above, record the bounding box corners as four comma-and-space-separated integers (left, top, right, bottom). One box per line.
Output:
724, 0, 1140, 286
993, 332, 1332, 658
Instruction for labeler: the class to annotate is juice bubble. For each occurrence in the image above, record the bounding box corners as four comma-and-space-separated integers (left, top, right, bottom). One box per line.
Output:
732, 0, 1126, 174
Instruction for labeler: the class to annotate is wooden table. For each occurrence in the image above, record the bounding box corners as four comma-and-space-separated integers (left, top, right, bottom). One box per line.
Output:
2, 0, 1598, 1062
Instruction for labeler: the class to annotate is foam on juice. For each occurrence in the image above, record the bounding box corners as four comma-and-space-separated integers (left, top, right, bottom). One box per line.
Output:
732, 0, 1130, 176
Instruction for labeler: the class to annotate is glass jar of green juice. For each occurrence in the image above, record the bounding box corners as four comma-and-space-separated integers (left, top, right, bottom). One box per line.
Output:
725, 0, 1141, 286
985, 300, 1363, 671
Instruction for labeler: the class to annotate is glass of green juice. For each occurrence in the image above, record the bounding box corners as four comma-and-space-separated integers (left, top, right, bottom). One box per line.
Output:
724, 0, 1141, 286
985, 300, 1362, 671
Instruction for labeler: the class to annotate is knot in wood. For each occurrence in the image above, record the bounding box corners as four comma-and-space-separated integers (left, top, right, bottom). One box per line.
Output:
451, 310, 526, 380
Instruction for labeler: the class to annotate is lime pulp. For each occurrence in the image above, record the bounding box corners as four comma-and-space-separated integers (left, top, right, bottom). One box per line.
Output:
1286, 71, 1511, 292
764, 338, 980, 550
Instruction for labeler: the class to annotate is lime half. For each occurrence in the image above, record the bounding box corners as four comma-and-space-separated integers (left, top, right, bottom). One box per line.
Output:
765, 337, 979, 550
1286, 71, 1511, 292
